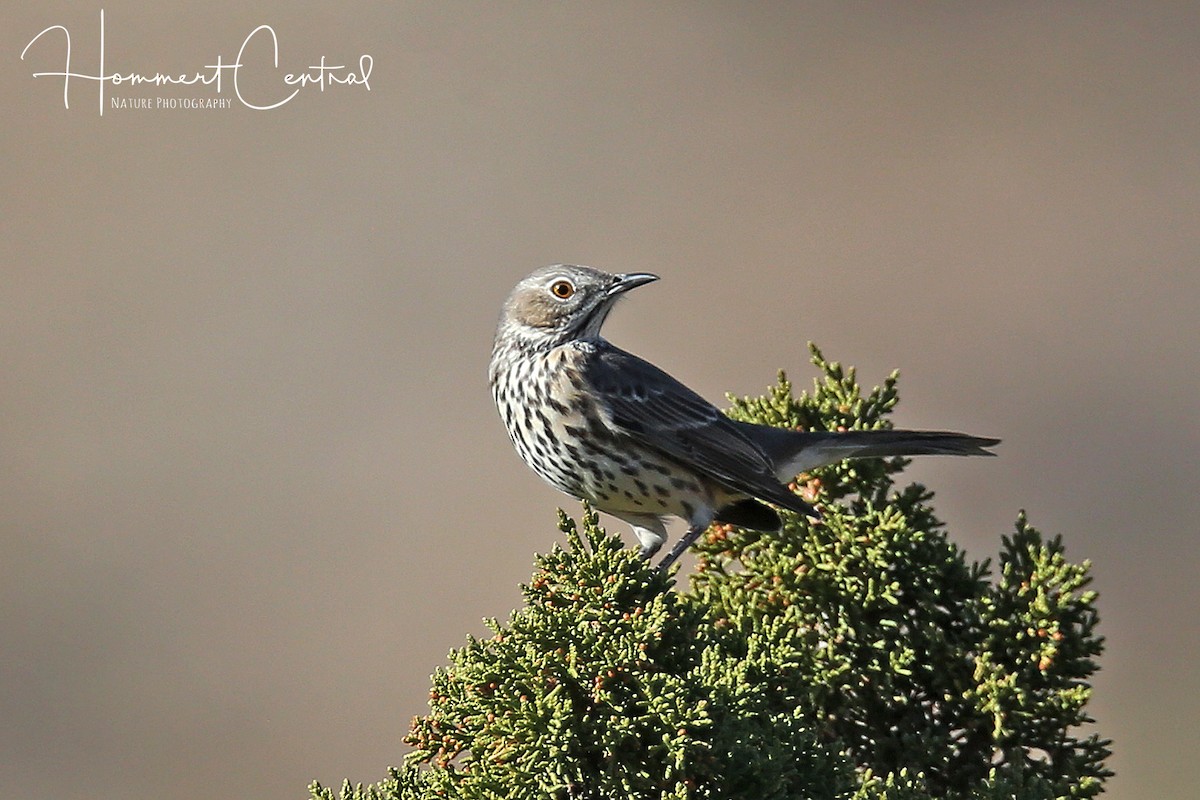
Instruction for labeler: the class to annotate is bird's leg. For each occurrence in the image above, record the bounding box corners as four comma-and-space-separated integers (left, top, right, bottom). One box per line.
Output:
623, 517, 668, 560
655, 524, 707, 572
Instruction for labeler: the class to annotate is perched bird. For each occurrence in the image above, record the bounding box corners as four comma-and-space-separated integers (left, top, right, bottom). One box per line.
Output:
489, 265, 999, 571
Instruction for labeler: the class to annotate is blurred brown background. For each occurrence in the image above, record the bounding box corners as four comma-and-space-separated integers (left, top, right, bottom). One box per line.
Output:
3, 3, 1197, 798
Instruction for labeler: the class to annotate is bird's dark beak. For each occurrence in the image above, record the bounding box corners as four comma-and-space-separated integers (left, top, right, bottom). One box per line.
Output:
607, 272, 659, 298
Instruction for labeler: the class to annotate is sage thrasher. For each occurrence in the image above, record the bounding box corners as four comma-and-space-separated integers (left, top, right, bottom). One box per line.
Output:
489, 265, 999, 572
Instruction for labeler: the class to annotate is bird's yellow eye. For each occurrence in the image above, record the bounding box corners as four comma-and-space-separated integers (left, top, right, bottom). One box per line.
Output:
550, 279, 575, 299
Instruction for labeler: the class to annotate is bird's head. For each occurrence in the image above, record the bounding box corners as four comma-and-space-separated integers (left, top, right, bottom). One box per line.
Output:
497, 265, 658, 349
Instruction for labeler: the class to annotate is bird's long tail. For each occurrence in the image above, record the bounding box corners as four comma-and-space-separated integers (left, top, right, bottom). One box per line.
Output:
733, 422, 1000, 480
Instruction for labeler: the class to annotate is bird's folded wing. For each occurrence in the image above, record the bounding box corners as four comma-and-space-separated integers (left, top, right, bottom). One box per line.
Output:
582, 346, 814, 515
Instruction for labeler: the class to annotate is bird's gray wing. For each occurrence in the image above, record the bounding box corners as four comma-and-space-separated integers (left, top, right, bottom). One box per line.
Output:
581, 345, 814, 516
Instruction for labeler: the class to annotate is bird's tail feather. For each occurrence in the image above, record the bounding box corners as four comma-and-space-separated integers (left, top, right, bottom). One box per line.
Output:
733, 422, 1000, 480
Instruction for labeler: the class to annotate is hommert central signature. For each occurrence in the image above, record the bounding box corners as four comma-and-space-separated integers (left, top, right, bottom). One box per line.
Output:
21, 9, 372, 116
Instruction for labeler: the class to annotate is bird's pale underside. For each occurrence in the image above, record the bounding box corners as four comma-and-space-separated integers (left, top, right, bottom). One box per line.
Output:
489, 265, 999, 572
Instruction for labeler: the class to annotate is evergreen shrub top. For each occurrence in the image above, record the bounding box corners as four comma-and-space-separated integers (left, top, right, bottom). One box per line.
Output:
312, 345, 1109, 800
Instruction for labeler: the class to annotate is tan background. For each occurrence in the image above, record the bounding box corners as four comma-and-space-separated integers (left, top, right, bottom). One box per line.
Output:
4, 3, 1197, 798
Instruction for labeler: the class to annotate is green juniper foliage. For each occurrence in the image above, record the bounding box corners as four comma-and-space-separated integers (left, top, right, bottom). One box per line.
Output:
311, 345, 1110, 800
